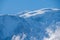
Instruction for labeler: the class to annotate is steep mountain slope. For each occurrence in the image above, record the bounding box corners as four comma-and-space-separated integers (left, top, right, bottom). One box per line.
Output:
0, 8, 60, 40
19, 8, 60, 40
0, 15, 31, 40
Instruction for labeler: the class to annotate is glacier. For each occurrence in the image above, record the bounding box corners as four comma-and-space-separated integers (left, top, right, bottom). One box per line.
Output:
0, 8, 60, 40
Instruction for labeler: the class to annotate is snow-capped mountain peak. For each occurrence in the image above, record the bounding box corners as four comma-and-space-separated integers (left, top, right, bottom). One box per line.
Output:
18, 8, 60, 18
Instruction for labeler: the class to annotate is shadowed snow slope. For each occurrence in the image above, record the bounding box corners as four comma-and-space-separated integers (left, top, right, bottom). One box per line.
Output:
0, 8, 60, 40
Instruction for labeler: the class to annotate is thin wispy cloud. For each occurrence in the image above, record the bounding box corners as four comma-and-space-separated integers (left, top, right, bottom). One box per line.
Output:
11, 33, 26, 40
43, 22, 60, 40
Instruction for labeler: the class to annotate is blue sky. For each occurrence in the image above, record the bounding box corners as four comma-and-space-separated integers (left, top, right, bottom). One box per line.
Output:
0, 0, 60, 14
